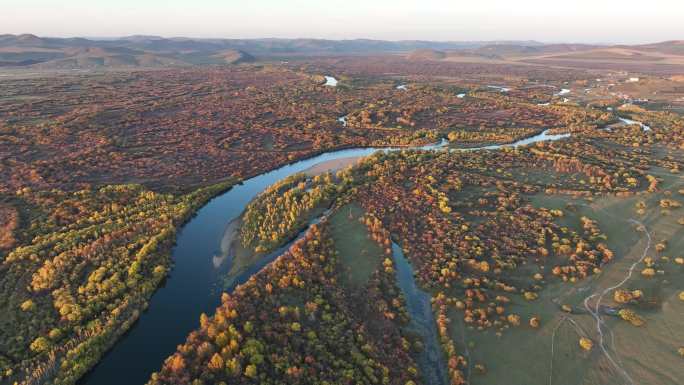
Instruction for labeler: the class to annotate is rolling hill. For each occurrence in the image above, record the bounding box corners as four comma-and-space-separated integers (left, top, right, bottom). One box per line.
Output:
0, 34, 545, 69
1, 34, 684, 73
407, 48, 447, 60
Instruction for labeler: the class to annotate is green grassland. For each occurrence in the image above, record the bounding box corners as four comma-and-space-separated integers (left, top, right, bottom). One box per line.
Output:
329, 203, 384, 289
452, 157, 684, 385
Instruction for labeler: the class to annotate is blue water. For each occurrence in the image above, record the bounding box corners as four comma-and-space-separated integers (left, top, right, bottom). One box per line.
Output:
324, 75, 338, 86
79, 142, 445, 385
392, 242, 448, 385
80, 129, 570, 385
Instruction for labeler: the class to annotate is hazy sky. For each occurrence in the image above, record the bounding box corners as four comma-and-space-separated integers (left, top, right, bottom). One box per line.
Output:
3, 0, 683, 43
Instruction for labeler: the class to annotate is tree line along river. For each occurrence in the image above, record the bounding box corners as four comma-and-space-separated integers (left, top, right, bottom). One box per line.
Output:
80, 125, 575, 385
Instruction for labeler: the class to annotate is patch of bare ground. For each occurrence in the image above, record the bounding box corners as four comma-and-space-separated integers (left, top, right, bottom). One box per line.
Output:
302, 156, 362, 176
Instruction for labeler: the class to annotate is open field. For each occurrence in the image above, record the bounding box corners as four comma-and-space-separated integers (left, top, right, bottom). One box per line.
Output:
404, 41, 684, 76
329, 203, 384, 288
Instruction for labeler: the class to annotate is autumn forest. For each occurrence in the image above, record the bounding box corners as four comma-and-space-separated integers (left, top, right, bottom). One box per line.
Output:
1, 45, 684, 385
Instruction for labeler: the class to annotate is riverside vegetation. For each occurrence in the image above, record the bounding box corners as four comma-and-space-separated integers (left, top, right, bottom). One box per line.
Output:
152, 115, 684, 384
1, 60, 683, 385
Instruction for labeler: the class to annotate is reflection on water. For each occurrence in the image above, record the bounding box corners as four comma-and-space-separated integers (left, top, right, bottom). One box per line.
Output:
324, 75, 338, 86
338, 115, 348, 127
487, 85, 510, 92
81, 128, 572, 385
619, 117, 651, 132
454, 129, 571, 151
392, 242, 448, 385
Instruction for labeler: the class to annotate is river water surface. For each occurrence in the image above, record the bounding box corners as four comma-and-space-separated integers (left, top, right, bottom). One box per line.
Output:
619, 117, 652, 131
81, 130, 571, 385
392, 242, 449, 385
324, 76, 338, 86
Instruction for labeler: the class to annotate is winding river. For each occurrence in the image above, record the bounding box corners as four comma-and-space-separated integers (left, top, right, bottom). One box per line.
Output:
619, 117, 652, 132
392, 242, 449, 385
487, 85, 510, 92
80, 129, 572, 385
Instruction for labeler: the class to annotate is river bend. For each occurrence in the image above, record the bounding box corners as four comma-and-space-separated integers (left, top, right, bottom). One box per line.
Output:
81, 129, 571, 385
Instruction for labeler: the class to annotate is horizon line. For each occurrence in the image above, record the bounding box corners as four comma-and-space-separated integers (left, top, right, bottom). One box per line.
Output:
3, 32, 681, 47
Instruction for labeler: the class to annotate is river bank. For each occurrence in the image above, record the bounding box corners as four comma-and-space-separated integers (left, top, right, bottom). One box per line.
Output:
80, 127, 573, 385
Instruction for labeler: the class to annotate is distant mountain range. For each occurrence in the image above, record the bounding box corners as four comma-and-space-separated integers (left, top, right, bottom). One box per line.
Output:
0, 34, 546, 69
0, 34, 683, 70
0, 34, 265, 68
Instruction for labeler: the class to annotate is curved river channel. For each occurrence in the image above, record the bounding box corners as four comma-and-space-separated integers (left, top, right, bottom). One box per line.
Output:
80, 129, 571, 385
